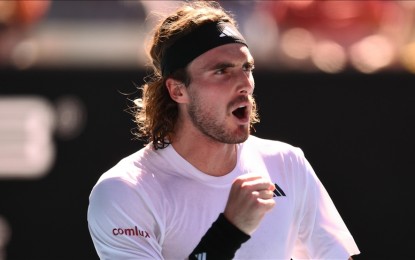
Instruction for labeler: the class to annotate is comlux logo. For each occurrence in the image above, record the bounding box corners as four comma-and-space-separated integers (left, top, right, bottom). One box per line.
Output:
112, 226, 150, 238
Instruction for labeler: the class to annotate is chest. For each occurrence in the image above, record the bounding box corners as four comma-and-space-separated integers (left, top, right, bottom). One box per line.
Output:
160, 180, 229, 258
159, 178, 299, 259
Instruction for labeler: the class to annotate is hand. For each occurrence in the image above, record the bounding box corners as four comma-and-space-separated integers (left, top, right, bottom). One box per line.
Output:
224, 173, 276, 235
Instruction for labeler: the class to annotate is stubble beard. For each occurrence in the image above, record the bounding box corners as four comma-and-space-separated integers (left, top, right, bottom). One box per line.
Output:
188, 96, 251, 144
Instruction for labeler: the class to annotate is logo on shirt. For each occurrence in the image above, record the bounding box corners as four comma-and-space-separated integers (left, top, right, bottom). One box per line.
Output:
112, 226, 150, 238
194, 252, 207, 260
273, 183, 286, 197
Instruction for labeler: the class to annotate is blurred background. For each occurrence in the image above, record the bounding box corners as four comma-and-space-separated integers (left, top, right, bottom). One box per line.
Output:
0, 1, 414, 259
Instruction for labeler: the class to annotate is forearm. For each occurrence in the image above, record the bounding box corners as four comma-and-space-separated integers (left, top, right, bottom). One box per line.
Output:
188, 213, 250, 260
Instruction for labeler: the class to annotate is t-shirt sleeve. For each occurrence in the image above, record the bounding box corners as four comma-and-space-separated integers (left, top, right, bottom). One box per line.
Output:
188, 213, 251, 260
292, 150, 360, 259
87, 176, 164, 260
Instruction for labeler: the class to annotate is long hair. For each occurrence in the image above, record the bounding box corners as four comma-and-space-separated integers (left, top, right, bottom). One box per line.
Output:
133, 1, 259, 149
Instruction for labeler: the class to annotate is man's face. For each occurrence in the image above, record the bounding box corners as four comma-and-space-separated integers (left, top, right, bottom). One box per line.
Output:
185, 43, 256, 144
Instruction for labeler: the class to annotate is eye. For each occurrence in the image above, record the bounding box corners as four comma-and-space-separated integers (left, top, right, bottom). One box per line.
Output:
214, 67, 227, 75
243, 63, 255, 72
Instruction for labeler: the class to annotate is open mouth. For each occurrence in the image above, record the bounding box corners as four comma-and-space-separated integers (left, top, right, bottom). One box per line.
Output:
232, 106, 247, 120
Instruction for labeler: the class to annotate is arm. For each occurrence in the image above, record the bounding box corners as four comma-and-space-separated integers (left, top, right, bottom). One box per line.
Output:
188, 214, 250, 260
87, 177, 163, 259
292, 151, 360, 259
189, 173, 275, 259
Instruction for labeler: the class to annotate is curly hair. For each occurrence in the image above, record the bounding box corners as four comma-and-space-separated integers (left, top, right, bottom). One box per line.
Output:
133, 1, 259, 149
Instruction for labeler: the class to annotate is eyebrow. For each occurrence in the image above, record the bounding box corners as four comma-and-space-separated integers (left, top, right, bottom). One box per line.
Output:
245, 60, 255, 67
206, 59, 255, 71
208, 62, 235, 71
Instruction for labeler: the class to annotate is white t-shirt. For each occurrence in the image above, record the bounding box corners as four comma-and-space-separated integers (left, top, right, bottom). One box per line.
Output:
88, 135, 360, 259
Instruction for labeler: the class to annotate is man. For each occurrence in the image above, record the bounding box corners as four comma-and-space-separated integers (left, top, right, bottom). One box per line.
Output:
87, 1, 360, 259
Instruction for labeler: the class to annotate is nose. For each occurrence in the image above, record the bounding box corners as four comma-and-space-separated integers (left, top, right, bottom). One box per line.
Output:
237, 69, 255, 95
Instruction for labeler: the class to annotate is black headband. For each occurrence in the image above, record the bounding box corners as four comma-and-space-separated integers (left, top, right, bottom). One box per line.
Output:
161, 21, 248, 77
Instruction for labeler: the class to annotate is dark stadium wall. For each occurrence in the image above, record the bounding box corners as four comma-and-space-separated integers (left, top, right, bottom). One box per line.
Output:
0, 69, 414, 259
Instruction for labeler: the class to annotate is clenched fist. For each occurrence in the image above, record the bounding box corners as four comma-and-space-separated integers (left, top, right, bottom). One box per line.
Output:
224, 173, 276, 235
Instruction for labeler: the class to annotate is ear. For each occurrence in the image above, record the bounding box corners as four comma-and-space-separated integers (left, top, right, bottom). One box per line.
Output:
166, 78, 188, 103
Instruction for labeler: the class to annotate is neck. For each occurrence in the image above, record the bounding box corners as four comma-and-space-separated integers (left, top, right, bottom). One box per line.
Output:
170, 130, 238, 177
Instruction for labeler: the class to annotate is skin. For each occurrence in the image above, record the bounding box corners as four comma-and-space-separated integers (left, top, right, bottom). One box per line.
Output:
166, 43, 275, 235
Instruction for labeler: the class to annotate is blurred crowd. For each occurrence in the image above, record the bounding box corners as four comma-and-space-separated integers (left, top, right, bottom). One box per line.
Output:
1, 0, 415, 73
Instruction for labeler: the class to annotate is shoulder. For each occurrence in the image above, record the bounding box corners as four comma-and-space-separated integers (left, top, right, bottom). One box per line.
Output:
88, 145, 167, 225
242, 135, 311, 178
90, 145, 164, 204
244, 135, 305, 159
97, 144, 162, 181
